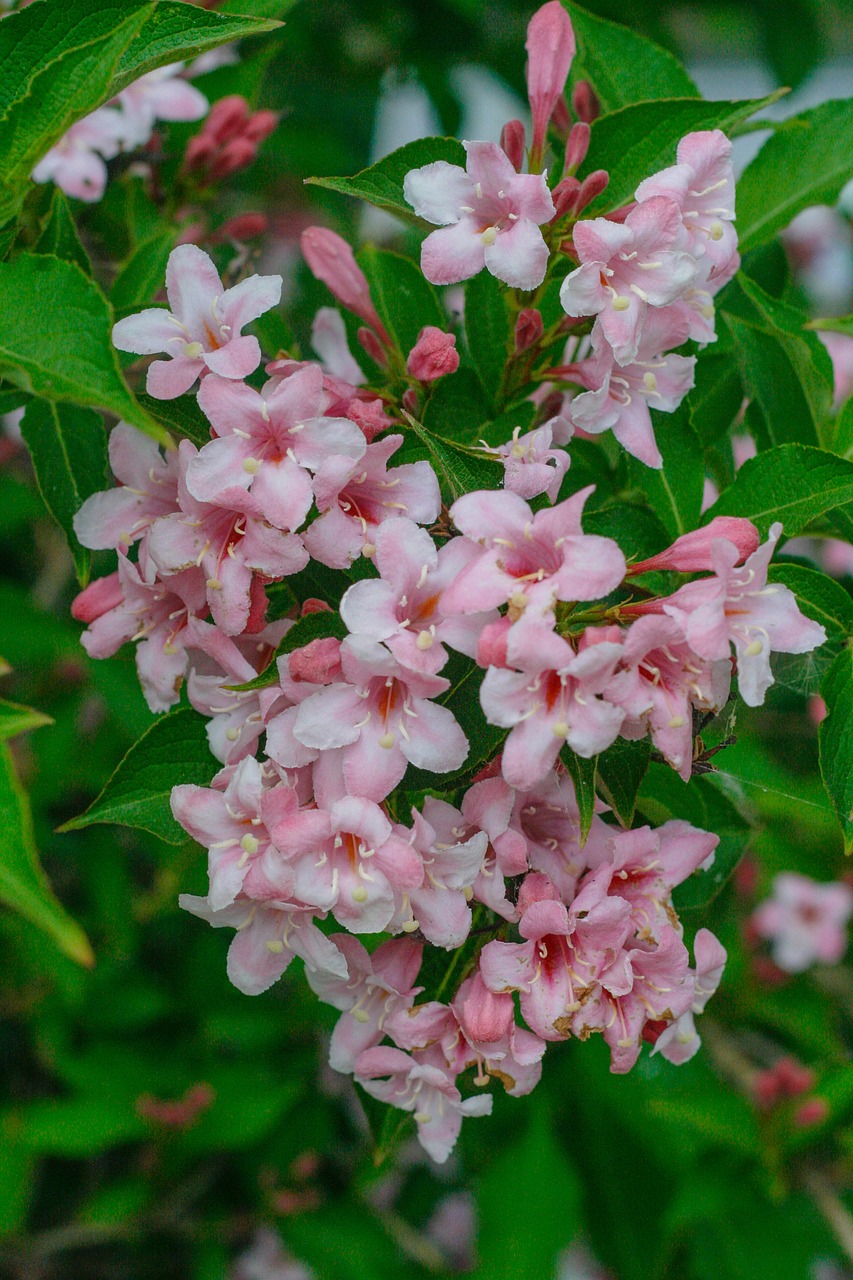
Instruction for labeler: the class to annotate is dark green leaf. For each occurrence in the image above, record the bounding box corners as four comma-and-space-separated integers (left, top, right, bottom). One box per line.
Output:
403, 413, 503, 502
565, 1, 697, 113
464, 269, 512, 410
357, 245, 446, 357
833, 395, 853, 460
477, 401, 538, 448
704, 444, 853, 537
34, 189, 92, 275
819, 645, 853, 854
561, 744, 597, 844
596, 737, 651, 828
136, 390, 210, 448
689, 349, 746, 447
306, 137, 466, 222
627, 405, 704, 539
230, 610, 346, 692
422, 368, 490, 445
110, 228, 175, 312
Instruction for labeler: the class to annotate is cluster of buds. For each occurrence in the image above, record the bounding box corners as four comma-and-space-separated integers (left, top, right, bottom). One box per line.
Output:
184, 94, 278, 182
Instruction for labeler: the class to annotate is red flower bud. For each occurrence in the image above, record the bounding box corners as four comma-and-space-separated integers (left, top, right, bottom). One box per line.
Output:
550, 175, 581, 221
242, 109, 279, 144
564, 121, 590, 175
793, 1097, 828, 1128
514, 307, 544, 352
205, 94, 250, 144
500, 118, 527, 172
212, 212, 268, 243
289, 637, 343, 685
71, 572, 123, 623
357, 325, 388, 367
574, 169, 609, 214
571, 79, 600, 124
774, 1057, 816, 1098
301, 598, 332, 615
406, 326, 459, 381
526, 1, 576, 159
209, 137, 258, 179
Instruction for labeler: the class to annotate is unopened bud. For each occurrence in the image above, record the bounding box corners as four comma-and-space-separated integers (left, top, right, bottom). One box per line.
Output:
753, 1069, 781, 1110
401, 387, 420, 414
627, 517, 760, 576
526, 1, 576, 160
476, 617, 512, 669
793, 1097, 829, 1129
209, 136, 257, 180
205, 94, 250, 144
212, 212, 268, 243
301, 598, 332, 615
301, 227, 389, 339
345, 396, 392, 441
242, 109, 279, 144
357, 325, 388, 367
71, 572, 123, 624
514, 307, 543, 353
550, 95, 572, 139
574, 169, 609, 214
571, 79, 599, 124
500, 118, 526, 171
564, 121, 591, 175
406, 326, 459, 381
550, 175, 581, 221
184, 133, 217, 171
456, 972, 515, 1044
775, 1057, 816, 1098
288, 637, 343, 685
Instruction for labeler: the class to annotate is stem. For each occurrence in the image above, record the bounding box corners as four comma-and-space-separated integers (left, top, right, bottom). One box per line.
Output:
802, 1169, 853, 1267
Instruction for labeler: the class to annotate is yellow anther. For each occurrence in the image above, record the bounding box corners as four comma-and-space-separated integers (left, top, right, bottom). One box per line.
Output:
378, 731, 396, 749
242, 457, 261, 474
611, 296, 631, 311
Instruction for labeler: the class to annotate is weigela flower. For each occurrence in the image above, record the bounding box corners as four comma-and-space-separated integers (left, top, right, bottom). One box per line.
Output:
301, 227, 390, 340
311, 308, 366, 385
509, 770, 612, 901
117, 63, 208, 150
560, 197, 698, 364
390, 798, 488, 947
525, 1, 576, 160
627, 516, 760, 576
32, 107, 126, 202
653, 928, 726, 1065
489, 416, 573, 503
636, 130, 737, 279
752, 872, 853, 973
404, 141, 556, 290
73, 422, 180, 560
112, 244, 282, 399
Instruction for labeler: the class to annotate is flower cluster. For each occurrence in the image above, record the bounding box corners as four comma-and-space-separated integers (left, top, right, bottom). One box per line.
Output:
69, 2, 829, 1164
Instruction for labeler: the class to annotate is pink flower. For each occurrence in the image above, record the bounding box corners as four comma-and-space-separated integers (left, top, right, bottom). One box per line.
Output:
73, 422, 180, 558
303, 435, 440, 569
662, 523, 826, 706
301, 227, 390, 341
636, 130, 737, 279
339, 518, 497, 675
31, 106, 126, 202
354, 1046, 492, 1163
403, 141, 556, 290
442, 486, 626, 628
628, 516, 760, 575
489, 416, 572, 502
752, 873, 853, 973
560, 197, 697, 364
187, 364, 365, 527
305, 935, 423, 1072
147, 441, 308, 636
390, 799, 488, 947
525, 1, 576, 161
118, 63, 208, 150
406, 326, 460, 381
311, 308, 366, 385
508, 770, 611, 901
481, 625, 625, 785
112, 244, 282, 399
653, 928, 727, 1065
565, 310, 696, 468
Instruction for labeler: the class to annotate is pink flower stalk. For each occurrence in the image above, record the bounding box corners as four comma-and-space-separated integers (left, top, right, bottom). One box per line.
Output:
481, 625, 625, 785
653, 928, 727, 1065
274, 636, 468, 803
525, 1, 576, 162
118, 63, 208, 150
354, 1046, 492, 1163
32, 107, 126, 202
311, 308, 366, 385
112, 244, 282, 399
489, 416, 573, 503
636, 131, 737, 279
188, 364, 366, 526
752, 872, 853, 973
560, 197, 698, 364
390, 799, 488, 947
73, 422, 180, 559
564, 310, 696, 468
661, 523, 826, 706
72, 553, 206, 713
442, 485, 626, 628
147, 440, 308, 636
628, 516, 760, 575
306, 936, 423, 1072
606, 615, 730, 779
300, 227, 390, 341
406, 326, 460, 381
302, 435, 441, 569
339, 517, 497, 676
403, 140, 556, 290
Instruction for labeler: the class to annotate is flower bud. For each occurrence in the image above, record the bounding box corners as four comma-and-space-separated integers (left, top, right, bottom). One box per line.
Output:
571, 79, 599, 124
550, 175, 581, 221
574, 169, 609, 214
301, 227, 389, 339
211, 212, 268, 243
204, 94, 250, 144
500, 118, 526, 172
346, 396, 393, 441
456, 972, 514, 1044
550, 95, 572, 139
209, 137, 258, 180
514, 307, 544, 353
753, 1069, 781, 1110
401, 387, 420, 414
564, 121, 590, 175
184, 133, 217, 170
406, 326, 459, 381
627, 517, 761, 576
357, 325, 388, 367
71, 572, 123, 623
793, 1097, 829, 1128
774, 1056, 815, 1098
289, 637, 343, 685
476, 617, 512, 669
517, 871, 560, 914
526, 1, 576, 160
242, 109, 279, 144
301, 598, 332, 615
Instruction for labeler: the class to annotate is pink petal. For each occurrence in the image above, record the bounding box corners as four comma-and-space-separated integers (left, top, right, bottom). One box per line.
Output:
421, 220, 486, 286
484, 218, 549, 290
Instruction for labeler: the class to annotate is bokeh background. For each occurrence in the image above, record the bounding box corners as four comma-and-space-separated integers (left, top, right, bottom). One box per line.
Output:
3, 1, 853, 1277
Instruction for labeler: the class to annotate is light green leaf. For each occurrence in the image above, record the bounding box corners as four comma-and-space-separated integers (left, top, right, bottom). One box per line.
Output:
110, 227, 175, 312
819, 646, 853, 854
0, 698, 52, 741
0, 743, 93, 966
356, 245, 445, 356
704, 444, 853, 537
737, 100, 853, 252
0, 253, 166, 443
60, 708, 218, 845
306, 136, 466, 222
20, 399, 109, 585
564, 1, 697, 112
832, 396, 853, 460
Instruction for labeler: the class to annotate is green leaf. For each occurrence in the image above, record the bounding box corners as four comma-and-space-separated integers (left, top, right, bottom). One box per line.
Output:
703, 444, 853, 538
561, 744, 597, 844
0, 254, 166, 442
576, 93, 782, 218
356, 245, 445, 357
833, 395, 853, 460
564, 1, 697, 113
403, 413, 503, 502
230, 610, 346, 692
737, 100, 853, 253
719, 274, 833, 448
422, 368, 490, 445
464, 270, 512, 410
769, 563, 853, 639
136, 389, 210, 448
306, 136, 466, 222
0, 697, 52, 741
0, 743, 93, 966
596, 737, 651, 828
584, 502, 671, 566
34, 189, 92, 275
110, 227, 175, 312
20, 399, 108, 585
819, 646, 853, 854
60, 708, 218, 845
689, 348, 745, 446
808, 314, 853, 339
627, 405, 704, 539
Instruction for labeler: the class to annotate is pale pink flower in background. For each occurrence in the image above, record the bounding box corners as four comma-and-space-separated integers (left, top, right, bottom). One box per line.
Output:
32, 107, 126, 202
73, 422, 179, 559
560, 197, 697, 364
818, 330, 853, 408
311, 308, 366, 384
662, 522, 826, 706
404, 140, 556, 290
354, 1046, 492, 1163
752, 873, 853, 973
112, 244, 282, 399
117, 63, 208, 149
489, 416, 572, 502
653, 928, 727, 1065
525, 1, 575, 160
230, 1228, 311, 1280
636, 130, 737, 278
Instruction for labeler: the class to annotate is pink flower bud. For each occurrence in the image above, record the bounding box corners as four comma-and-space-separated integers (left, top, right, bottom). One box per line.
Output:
245, 576, 269, 633
517, 871, 560, 914
753, 1069, 781, 1110
550, 95, 571, 138
401, 387, 420, 414
476, 617, 512, 669
456, 972, 514, 1043
289, 637, 343, 684
301, 598, 332, 615
793, 1097, 828, 1129
71, 572, 123, 623
571, 79, 599, 124
406, 326, 459, 381
514, 307, 544, 352
211, 212, 268, 243
550, 175, 581, 221
345, 396, 393, 442
627, 517, 761, 576
205, 95, 250, 144
774, 1056, 815, 1098
526, 1, 576, 159
564, 121, 590, 174
500, 118, 526, 171
209, 136, 258, 179
574, 169, 609, 214
357, 325, 388, 367
301, 228, 389, 339
242, 109, 279, 144
809, 695, 827, 726
184, 133, 217, 171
